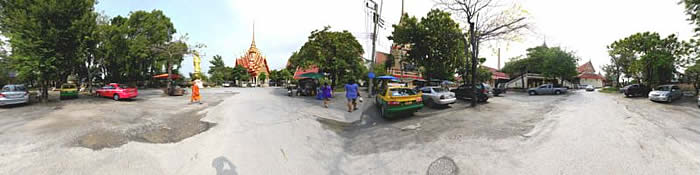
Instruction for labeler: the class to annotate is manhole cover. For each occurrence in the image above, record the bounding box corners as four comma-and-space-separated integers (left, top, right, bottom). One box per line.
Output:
427, 156, 458, 175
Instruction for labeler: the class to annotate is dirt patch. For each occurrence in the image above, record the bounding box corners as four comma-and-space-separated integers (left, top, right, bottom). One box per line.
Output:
75, 99, 226, 150
76, 130, 128, 150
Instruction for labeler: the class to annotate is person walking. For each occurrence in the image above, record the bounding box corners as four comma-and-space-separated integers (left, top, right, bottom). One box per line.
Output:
345, 79, 361, 112
322, 83, 332, 108
191, 79, 202, 104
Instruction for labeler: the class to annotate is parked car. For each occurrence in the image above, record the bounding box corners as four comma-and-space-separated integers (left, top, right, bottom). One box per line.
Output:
222, 81, 232, 87
528, 84, 568, 95
621, 84, 651, 97
59, 84, 79, 100
0, 84, 29, 106
585, 85, 595, 92
95, 83, 138, 101
648, 85, 682, 103
492, 83, 507, 96
451, 83, 491, 102
419, 86, 456, 107
375, 85, 423, 118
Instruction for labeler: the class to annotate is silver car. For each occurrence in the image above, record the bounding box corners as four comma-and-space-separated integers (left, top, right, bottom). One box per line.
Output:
648, 85, 682, 103
419, 86, 456, 107
0, 84, 30, 106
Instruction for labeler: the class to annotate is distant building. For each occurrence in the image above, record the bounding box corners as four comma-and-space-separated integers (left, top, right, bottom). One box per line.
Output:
235, 29, 270, 86
576, 61, 605, 88
482, 66, 509, 87
375, 50, 424, 81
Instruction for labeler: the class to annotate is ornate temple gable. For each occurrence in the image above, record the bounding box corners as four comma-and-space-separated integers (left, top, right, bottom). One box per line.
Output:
235, 26, 270, 78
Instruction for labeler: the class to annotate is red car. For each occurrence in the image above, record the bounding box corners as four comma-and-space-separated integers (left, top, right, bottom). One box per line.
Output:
96, 83, 138, 101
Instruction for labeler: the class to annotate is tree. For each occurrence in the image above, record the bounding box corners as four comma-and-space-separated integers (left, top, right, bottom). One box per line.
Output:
685, 63, 700, 95
288, 26, 365, 88
437, 0, 530, 107
501, 45, 579, 86
258, 72, 267, 84
0, 0, 97, 102
232, 65, 249, 86
608, 32, 684, 87
208, 55, 233, 85
389, 10, 466, 80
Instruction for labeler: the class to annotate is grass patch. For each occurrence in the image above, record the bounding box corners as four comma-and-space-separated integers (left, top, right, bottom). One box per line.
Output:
599, 87, 619, 93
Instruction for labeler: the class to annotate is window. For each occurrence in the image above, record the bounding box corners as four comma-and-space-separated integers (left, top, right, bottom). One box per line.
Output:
1, 86, 11, 92
539, 85, 548, 88
655, 86, 670, 91
433, 88, 447, 92
14, 85, 26, 91
390, 88, 417, 97
102, 86, 113, 89
421, 88, 431, 93
118, 84, 129, 89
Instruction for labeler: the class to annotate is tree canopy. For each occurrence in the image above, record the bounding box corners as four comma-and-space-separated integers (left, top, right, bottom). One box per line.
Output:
606, 32, 685, 86
288, 26, 366, 87
389, 9, 466, 80
501, 45, 579, 85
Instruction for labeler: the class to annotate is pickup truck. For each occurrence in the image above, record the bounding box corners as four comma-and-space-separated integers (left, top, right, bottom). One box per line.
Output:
528, 84, 567, 95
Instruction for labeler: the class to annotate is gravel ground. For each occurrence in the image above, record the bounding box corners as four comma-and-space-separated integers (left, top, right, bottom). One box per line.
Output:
0, 88, 697, 174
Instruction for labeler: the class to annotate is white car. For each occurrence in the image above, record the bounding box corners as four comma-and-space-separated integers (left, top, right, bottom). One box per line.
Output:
648, 85, 683, 103
419, 86, 456, 107
0, 84, 30, 106
585, 85, 595, 91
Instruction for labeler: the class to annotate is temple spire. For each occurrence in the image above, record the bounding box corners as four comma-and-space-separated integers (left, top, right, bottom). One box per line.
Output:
251, 22, 256, 48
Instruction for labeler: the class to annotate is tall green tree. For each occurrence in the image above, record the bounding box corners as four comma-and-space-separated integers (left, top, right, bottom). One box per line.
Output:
0, 0, 97, 102
288, 26, 365, 88
608, 32, 684, 87
685, 63, 700, 95
208, 55, 233, 85
501, 45, 579, 86
388, 10, 466, 80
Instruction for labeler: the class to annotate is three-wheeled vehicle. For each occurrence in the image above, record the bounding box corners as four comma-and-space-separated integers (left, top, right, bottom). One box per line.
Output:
296, 78, 318, 96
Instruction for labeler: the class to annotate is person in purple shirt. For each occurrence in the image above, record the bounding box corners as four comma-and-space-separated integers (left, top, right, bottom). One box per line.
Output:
345, 79, 361, 112
321, 83, 332, 108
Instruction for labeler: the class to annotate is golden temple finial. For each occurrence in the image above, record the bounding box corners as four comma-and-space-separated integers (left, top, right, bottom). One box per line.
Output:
251, 21, 256, 48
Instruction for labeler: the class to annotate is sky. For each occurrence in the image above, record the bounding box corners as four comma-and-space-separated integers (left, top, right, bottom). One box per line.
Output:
96, 0, 696, 77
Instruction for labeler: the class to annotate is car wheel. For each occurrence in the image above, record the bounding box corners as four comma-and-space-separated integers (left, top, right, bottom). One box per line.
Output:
528, 91, 536, 96
555, 90, 561, 95
113, 94, 120, 101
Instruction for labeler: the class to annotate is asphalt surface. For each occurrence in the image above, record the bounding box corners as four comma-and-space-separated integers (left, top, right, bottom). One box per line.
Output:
0, 88, 698, 174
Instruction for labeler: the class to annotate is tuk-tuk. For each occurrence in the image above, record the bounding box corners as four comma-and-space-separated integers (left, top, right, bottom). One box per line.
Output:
296, 78, 318, 96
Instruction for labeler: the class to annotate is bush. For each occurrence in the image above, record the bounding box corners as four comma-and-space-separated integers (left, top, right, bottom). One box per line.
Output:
599, 87, 619, 93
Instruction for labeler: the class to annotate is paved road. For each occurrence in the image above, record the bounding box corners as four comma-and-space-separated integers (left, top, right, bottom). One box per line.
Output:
0, 88, 698, 174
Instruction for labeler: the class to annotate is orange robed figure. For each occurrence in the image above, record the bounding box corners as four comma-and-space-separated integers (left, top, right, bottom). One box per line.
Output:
191, 79, 202, 103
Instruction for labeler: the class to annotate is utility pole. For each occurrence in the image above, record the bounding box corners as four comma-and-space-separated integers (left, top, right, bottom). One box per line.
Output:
497, 48, 501, 70
366, 0, 382, 97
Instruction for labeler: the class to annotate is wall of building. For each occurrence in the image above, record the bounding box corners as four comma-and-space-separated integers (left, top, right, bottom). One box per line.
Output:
580, 78, 603, 88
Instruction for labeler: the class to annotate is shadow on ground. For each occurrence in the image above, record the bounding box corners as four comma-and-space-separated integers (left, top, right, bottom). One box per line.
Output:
212, 156, 238, 175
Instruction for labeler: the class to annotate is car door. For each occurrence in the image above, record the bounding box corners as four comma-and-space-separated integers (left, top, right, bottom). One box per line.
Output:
420, 88, 431, 101
671, 86, 682, 99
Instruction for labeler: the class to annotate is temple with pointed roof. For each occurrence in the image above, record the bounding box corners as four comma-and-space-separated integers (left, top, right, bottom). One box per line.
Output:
235, 27, 270, 86
576, 60, 605, 88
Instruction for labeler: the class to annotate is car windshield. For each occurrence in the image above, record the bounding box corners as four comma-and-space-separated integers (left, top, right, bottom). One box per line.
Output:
432, 88, 447, 92
1, 86, 12, 92
655, 86, 670, 91
390, 88, 417, 97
